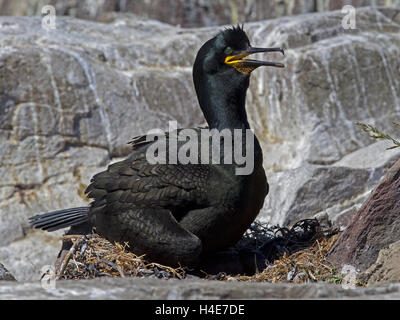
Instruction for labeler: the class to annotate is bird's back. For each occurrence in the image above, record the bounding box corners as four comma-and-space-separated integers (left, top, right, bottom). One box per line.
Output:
86, 128, 268, 256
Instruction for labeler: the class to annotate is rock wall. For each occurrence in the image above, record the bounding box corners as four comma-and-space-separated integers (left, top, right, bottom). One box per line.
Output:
0, 7, 399, 281
0, 0, 399, 27
328, 158, 400, 272
261, 141, 400, 227
2, 277, 400, 299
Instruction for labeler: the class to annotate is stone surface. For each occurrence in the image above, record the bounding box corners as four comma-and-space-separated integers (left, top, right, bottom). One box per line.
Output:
0, 0, 400, 27
259, 141, 400, 227
333, 140, 400, 169
0, 230, 63, 282
327, 159, 400, 272
0, 262, 16, 281
363, 240, 400, 286
0, 0, 315, 27
0, 7, 400, 282
1, 277, 400, 299
253, 7, 400, 171
0, 15, 203, 281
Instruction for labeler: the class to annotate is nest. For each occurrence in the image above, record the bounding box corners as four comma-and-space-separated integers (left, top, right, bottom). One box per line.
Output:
56, 234, 186, 280
237, 218, 329, 259
52, 218, 341, 284
235, 234, 340, 283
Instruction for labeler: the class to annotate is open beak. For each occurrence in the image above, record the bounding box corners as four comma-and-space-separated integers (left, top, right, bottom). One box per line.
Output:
225, 46, 285, 74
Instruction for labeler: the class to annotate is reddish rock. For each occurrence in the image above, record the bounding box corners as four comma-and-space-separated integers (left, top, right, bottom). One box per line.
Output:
328, 158, 400, 271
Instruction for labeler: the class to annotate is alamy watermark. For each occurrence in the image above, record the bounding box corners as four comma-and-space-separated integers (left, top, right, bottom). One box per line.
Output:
342, 5, 357, 30
41, 5, 56, 31
144, 121, 255, 176
341, 264, 359, 289
40, 265, 56, 289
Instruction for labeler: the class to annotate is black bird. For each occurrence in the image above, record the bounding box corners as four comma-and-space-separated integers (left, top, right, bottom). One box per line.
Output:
29, 25, 284, 267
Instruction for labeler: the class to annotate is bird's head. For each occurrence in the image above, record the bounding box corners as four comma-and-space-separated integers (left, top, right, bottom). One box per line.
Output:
192, 25, 285, 130
193, 24, 285, 79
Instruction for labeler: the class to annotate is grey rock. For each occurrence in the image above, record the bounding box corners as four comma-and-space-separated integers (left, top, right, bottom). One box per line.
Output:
0, 0, 316, 26
0, 230, 63, 282
0, 7, 400, 282
250, 7, 400, 172
259, 141, 400, 227
316, 0, 400, 12
1, 0, 400, 27
260, 164, 377, 227
0, 262, 16, 281
333, 140, 400, 169
1, 277, 400, 299
0, 15, 204, 281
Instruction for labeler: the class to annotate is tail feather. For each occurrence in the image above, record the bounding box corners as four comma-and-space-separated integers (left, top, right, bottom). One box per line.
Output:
45, 217, 89, 232
31, 211, 84, 226
33, 214, 85, 230
29, 207, 90, 232
30, 207, 86, 220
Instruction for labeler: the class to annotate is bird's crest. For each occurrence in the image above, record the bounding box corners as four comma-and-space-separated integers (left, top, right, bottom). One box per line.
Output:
224, 23, 245, 33
219, 23, 249, 46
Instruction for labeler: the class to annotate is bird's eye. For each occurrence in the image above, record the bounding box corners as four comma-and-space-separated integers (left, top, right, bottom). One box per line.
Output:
224, 47, 234, 55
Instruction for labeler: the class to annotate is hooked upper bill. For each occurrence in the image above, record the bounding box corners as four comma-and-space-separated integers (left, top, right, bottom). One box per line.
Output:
225, 46, 285, 74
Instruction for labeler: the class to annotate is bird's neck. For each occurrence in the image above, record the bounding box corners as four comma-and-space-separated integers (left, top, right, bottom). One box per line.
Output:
195, 74, 264, 168
196, 75, 251, 131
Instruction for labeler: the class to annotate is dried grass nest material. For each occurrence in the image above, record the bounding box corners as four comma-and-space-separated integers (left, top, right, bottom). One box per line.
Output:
57, 234, 186, 280
55, 219, 342, 284
235, 234, 341, 283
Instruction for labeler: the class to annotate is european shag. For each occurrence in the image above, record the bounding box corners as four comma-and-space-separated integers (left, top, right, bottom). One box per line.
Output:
29, 25, 285, 267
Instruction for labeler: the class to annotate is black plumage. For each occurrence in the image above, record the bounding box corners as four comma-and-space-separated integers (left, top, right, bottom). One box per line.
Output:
29, 25, 284, 266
